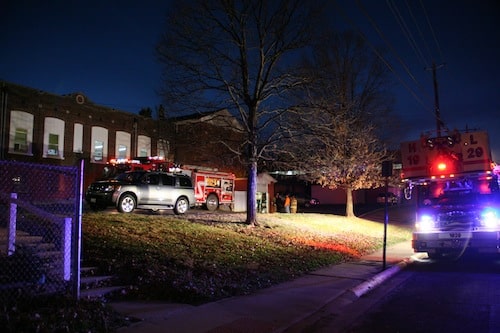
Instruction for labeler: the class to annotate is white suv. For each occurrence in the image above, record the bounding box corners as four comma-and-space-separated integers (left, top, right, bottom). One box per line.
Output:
112, 172, 195, 214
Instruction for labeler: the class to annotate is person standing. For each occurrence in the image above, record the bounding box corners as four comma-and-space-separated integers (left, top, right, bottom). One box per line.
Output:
290, 194, 297, 213
284, 193, 291, 213
275, 192, 283, 213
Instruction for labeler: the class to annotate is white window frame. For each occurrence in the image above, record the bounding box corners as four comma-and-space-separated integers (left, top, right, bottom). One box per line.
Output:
73, 123, 83, 153
116, 131, 131, 159
9, 110, 33, 155
157, 139, 169, 159
91, 126, 108, 163
43, 117, 65, 159
137, 135, 151, 157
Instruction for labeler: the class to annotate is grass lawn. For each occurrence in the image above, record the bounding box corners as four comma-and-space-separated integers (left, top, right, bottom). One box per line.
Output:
82, 210, 412, 303
2, 210, 412, 332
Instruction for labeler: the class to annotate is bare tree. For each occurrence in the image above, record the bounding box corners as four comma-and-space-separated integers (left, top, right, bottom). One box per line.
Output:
282, 31, 396, 217
156, 0, 323, 225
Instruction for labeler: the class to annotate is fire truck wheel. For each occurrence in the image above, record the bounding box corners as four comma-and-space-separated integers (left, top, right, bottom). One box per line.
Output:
118, 194, 136, 213
206, 193, 219, 211
174, 197, 190, 215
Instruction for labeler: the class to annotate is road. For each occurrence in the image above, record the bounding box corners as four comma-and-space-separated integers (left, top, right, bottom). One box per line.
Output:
341, 252, 500, 333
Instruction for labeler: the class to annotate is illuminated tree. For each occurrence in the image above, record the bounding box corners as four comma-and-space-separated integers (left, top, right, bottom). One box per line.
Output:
156, 0, 322, 225
283, 31, 396, 217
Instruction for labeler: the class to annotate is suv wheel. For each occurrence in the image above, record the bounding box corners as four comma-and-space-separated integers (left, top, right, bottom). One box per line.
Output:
174, 197, 189, 215
118, 194, 136, 213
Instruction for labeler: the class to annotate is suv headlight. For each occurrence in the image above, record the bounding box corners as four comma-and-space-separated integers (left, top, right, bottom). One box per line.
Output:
104, 185, 117, 192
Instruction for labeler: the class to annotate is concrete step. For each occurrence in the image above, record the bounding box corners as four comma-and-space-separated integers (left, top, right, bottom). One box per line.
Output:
79, 264, 126, 299
80, 285, 127, 299
36, 250, 63, 260
81, 275, 115, 287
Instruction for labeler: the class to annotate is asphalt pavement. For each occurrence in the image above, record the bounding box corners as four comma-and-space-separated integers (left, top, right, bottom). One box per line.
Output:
111, 206, 424, 333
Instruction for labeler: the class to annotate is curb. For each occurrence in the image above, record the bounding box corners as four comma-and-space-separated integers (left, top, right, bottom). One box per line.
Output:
350, 253, 427, 298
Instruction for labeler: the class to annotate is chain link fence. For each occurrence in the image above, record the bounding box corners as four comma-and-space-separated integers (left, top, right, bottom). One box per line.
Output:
0, 160, 82, 302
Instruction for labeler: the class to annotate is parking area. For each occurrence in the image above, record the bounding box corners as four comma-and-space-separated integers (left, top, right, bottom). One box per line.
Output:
85, 202, 383, 218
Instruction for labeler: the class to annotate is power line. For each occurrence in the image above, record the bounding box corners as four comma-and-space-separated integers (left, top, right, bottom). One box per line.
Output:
357, 0, 422, 87
386, 0, 428, 69
333, 0, 431, 114
352, 0, 434, 116
419, 0, 445, 63
404, 0, 433, 66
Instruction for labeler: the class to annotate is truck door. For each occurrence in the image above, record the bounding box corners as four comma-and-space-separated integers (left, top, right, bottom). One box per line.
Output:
194, 174, 206, 203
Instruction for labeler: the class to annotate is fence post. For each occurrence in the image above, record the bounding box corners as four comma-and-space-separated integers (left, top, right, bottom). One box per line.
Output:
63, 217, 72, 281
8, 193, 17, 256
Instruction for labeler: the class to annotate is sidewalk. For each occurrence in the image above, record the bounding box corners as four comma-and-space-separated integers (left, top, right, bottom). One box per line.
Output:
112, 240, 426, 333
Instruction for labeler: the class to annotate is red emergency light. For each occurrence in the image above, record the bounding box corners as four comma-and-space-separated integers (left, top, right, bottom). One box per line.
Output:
437, 161, 447, 171
430, 152, 459, 177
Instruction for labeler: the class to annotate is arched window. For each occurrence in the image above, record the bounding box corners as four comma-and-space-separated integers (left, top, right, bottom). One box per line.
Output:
44, 117, 65, 159
116, 131, 131, 159
91, 126, 108, 162
9, 110, 34, 155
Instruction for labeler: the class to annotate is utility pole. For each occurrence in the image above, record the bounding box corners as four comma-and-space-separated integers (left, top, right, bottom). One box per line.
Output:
426, 62, 445, 137
381, 160, 393, 270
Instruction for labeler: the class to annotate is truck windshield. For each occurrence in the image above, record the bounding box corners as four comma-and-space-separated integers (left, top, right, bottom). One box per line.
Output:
418, 177, 500, 207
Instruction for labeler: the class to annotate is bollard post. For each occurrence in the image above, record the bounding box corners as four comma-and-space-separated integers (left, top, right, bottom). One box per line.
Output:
8, 193, 17, 256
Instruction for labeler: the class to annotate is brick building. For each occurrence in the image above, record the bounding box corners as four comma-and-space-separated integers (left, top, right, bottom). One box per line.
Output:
0, 81, 245, 189
172, 109, 247, 177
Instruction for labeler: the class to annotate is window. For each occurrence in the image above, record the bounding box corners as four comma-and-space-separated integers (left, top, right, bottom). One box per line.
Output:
47, 133, 59, 156
10, 111, 33, 155
44, 117, 65, 159
144, 174, 160, 185
13, 128, 28, 153
157, 139, 169, 158
179, 177, 192, 188
137, 135, 151, 157
116, 131, 131, 159
161, 174, 175, 186
206, 177, 221, 188
73, 123, 83, 153
94, 140, 104, 161
118, 145, 127, 159
91, 126, 108, 162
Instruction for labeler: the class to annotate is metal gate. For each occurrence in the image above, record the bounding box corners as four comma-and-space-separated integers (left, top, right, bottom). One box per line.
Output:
0, 160, 83, 302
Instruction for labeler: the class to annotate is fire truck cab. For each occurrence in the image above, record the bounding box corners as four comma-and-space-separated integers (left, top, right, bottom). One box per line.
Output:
401, 130, 500, 259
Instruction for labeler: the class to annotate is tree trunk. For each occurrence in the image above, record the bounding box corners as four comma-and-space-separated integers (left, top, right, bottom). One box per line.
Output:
246, 160, 258, 226
346, 187, 355, 218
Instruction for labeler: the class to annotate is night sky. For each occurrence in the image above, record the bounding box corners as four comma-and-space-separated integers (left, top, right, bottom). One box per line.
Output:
1, 0, 499, 160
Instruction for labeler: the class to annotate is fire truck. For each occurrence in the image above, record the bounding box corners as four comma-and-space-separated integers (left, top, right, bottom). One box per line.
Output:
102, 156, 169, 178
87, 158, 236, 211
86, 156, 170, 209
401, 130, 500, 259
172, 165, 236, 211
